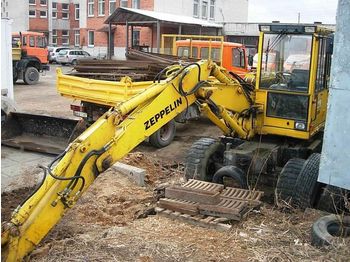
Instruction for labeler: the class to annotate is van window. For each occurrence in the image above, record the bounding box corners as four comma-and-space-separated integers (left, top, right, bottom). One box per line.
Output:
29, 36, 35, 47
177, 46, 198, 58
59, 50, 68, 55
232, 48, 245, 68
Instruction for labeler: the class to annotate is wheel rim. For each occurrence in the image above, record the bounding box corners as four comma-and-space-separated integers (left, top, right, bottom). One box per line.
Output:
28, 69, 38, 81
159, 123, 172, 141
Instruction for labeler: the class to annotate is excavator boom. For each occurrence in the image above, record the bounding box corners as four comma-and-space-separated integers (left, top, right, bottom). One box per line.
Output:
1, 60, 254, 261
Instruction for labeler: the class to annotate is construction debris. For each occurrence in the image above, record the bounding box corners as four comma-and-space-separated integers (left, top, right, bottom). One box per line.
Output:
156, 179, 264, 230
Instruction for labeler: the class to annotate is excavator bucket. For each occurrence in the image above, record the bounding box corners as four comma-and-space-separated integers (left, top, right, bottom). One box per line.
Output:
1, 112, 79, 155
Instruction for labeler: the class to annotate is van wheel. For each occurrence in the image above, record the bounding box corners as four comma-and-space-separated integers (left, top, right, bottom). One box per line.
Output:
24, 67, 39, 85
149, 120, 176, 148
72, 60, 78, 66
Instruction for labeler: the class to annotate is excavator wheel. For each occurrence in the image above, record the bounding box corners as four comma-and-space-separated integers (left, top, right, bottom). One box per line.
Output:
293, 153, 323, 209
149, 120, 176, 148
185, 137, 224, 181
275, 158, 305, 205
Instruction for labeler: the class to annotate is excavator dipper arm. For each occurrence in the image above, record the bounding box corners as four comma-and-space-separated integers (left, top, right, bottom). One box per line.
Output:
1, 60, 254, 261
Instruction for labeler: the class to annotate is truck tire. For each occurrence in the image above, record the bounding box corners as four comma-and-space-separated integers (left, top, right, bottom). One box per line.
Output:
24, 66, 39, 85
293, 153, 323, 209
149, 120, 176, 148
317, 185, 349, 214
311, 214, 350, 247
212, 165, 247, 188
275, 158, 305, 204
185, 138, 224, 181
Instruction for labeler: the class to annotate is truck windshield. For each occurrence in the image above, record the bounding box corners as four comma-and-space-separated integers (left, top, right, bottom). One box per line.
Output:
260, 34, 312, 93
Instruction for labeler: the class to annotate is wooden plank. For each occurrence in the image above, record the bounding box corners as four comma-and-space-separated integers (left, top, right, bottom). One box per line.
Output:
165, 186, 221, 205
158, 198, 198, 216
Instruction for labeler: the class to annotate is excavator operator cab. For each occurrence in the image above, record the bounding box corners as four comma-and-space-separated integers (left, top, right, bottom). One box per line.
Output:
256, 23, 334, 140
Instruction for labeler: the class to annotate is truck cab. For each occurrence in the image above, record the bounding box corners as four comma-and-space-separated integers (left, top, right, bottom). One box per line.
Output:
12, 31, 49, 84
176, 40, 249, 78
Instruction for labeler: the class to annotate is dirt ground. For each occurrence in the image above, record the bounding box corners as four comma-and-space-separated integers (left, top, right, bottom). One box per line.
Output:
2, 65, 349, 261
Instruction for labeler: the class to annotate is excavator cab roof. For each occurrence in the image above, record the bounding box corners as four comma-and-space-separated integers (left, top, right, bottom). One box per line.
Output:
259, 23, 334, 35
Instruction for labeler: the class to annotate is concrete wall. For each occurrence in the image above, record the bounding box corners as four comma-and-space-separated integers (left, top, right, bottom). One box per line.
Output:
318, 0, 350, 190
153, 0, 192, 17
1, 0, 29, 32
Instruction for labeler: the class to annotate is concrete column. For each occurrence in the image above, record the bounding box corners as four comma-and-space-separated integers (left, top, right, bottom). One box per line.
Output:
178, 24, 182, 35
125, 21, 129, 54
108, 22, 112, 59
318, 0, 350, 190
48, 0, 52, 45
156, 20, 160, 53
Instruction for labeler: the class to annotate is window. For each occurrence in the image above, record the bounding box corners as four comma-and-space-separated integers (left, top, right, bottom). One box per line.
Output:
232, 48, 245, 68
202, 1, 208, 19
62, 37, 69, 46
88, 31, 94, 47
29, 10, 36, 17
74, 30, 80, 46
62, 3, 69, 10
29, 0, 35, 5
52, 2, 57, 9
316, 37, 332, 91
62, 11, 69, 19
36, 36, 46, 48
120, 0, 128, 7
40, 0, 47, 5
193, 0, 199, 17
177, 46, 198, 58
52, 30, 57, 45
40, 10, 47, 18
109, 0, 116, 15
88, 0, 94, 16
75, 4, 79, 20
29, 36, 35, 47
98, 0, 105, 16
132, 30, 140, 47
132, 0, 140, 9
209, 0, 215, 19
62, 30, 69, 37
52, 11, 57, 18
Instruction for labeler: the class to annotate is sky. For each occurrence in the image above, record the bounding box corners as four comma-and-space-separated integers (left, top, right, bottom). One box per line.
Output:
248, 0, 338, 24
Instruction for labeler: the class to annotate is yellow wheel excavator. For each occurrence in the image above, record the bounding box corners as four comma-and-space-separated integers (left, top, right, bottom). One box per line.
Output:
2, 23, 337, 261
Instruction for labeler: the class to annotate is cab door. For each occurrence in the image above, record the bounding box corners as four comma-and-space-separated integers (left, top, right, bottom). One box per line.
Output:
309, 36, 332, 134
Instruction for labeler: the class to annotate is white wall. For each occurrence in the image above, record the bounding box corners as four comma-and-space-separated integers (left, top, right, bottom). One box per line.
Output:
2, 0, 29, 32
154, 0, 248, 23
1, 19, 14, 99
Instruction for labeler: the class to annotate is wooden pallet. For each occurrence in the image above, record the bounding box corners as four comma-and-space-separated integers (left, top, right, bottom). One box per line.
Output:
156, 179, 264, 229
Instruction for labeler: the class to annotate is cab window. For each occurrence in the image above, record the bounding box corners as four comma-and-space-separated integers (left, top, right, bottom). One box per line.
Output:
36, 36, 46, 48
29, 36, 35, 47
232, 48, 245, 68
316, 37, 333, 91
177, 46, 198, 58
200, 47, 220, 61
12, 36, 21, 47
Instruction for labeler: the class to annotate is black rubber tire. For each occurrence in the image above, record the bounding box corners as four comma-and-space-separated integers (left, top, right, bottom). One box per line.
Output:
212, 165, 247, 189
311, 214, 350, 247
185, 137, 224, 181
23, 66, 39, 85
13, 76, 18, 84
149, 120, 176, 148
275, 158, 305, 204
293, 153, 322, 209
71, 60, 78, 66
317, 185, 349, 214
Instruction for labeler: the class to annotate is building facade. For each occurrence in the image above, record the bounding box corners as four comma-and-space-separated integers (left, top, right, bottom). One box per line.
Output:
5, 0, 249, 58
